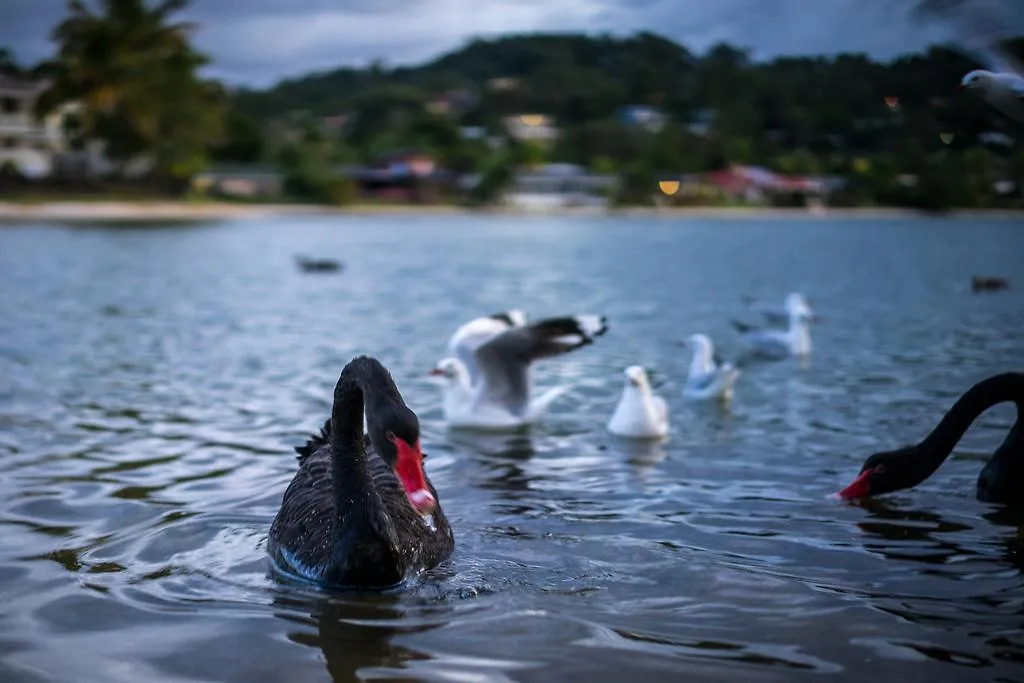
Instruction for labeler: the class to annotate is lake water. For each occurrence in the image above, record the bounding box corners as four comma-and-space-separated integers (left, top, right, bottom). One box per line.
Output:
0, 214, 1022, 683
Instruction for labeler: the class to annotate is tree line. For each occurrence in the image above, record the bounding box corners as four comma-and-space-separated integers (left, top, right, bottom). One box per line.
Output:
7, 0, 1024, 209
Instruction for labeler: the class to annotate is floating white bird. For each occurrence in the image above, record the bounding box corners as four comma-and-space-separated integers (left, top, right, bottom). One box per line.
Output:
914, 0, 1024, 122
430, 312, 608, 430
607, 366, 669, 440
742, 292, 818, 328
732, 306, 813, 359
682, 333, 741, 401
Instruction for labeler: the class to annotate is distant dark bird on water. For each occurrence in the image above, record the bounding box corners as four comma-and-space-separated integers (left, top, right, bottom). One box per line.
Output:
296, 256, 344, 273
972, 276, 1009, 292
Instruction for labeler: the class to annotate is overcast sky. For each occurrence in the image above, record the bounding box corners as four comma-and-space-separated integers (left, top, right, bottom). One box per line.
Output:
1, 0, 1019, 88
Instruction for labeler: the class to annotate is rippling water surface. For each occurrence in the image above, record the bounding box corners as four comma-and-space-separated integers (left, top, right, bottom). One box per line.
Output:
1, 214, 1023, 682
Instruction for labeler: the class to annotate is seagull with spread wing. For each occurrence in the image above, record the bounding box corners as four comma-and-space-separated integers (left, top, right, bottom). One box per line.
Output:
915, 0, 1024, 123
429, 310, 608, 430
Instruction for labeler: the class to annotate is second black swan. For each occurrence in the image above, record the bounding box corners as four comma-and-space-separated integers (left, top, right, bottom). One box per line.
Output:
268, 355, 454, 589
838, 372, 1023, 504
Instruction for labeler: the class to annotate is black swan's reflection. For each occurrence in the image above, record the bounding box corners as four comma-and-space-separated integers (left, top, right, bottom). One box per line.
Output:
842, 499, 1024, 671
853, 498, 1024, 574
271, 590, 440, 683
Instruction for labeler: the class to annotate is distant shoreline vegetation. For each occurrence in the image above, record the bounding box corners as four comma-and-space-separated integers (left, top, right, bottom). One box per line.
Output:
0, 1, 1021, 211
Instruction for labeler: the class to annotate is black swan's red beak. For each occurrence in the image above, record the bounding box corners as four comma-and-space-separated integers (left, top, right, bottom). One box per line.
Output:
837, 468, 873, 499
394, 438, 436, 514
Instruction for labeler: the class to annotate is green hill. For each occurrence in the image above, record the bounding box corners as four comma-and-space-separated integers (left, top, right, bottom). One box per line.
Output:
219, 32, 1024, 209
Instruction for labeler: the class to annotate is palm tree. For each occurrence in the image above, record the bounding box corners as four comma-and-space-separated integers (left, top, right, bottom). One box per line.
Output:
0, 48, 22, 76
36, 0, 224, 184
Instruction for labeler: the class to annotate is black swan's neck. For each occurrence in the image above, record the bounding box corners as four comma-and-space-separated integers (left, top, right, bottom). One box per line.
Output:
328, 356, 403, 525
914, 372, 1024, 483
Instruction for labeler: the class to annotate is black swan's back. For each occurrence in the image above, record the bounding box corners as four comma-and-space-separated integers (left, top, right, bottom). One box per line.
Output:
268, 358, 454, 589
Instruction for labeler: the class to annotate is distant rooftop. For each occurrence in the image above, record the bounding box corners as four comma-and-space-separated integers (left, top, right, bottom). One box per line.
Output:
0, 74, 47, 94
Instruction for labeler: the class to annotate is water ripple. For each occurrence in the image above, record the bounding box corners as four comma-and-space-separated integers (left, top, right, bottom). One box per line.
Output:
0, 216, 1022, 682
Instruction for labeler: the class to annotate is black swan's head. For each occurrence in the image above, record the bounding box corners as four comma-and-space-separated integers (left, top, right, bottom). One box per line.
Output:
366, 398, 436, 515
837, 446, 925, 500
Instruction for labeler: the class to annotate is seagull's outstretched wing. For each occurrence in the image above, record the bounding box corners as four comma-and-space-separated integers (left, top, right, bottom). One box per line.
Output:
912, 0, 1024, 77
472, 315, 608, 417
730, 319, 759, 335
992, 83, 1024, 123
446, 312, 524, 384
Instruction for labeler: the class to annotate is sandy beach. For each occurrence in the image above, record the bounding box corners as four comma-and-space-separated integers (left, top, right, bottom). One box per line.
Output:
1, 200, 1023, 223
0, 200, 483, 223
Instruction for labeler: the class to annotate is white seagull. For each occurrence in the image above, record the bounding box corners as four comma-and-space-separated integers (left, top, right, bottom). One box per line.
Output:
682, 333, 741, 401
742, 292, 818, 328
607, 366, 669, 440
430, 311, 608, 430
732, 305, 813, 359
915, 0, 1024, 122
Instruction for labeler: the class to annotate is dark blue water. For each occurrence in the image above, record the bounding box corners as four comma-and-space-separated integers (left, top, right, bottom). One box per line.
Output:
0, 214, 1022, 683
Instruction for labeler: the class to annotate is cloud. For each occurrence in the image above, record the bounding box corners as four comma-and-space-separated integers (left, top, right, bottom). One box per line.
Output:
191, 0, 629, 84
0, 0, 1015, 87
197, 0, 613, 82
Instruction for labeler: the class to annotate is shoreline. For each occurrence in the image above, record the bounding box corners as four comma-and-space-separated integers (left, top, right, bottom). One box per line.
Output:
1, 200, 1023, 223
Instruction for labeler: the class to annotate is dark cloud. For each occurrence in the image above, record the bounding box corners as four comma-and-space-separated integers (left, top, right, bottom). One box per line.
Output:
0, 0, 1015, 87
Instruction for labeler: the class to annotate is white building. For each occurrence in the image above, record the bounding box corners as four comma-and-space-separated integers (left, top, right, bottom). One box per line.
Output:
192, 165, 283, 198
618, 105, 667, 133
503, 114, 560, 144
0, 75, 148, 180
0, 75, 69, 179
504, 163, 617, 212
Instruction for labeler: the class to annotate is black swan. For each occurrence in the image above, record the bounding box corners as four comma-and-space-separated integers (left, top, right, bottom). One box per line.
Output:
268, 356, 454, 588
838, 372, 1023, 504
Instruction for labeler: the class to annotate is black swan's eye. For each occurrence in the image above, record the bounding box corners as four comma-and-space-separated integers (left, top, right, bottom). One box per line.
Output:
385, 430, 396, 442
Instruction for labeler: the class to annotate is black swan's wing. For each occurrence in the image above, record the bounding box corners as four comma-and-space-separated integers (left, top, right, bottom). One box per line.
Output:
270, 432, 454, 585
268, 446, 336, 581
363, 445, 455, 566
295, 418, 331, 463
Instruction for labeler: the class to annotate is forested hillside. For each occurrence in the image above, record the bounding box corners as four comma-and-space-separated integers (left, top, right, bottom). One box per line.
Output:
219, 32, 1023, 208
